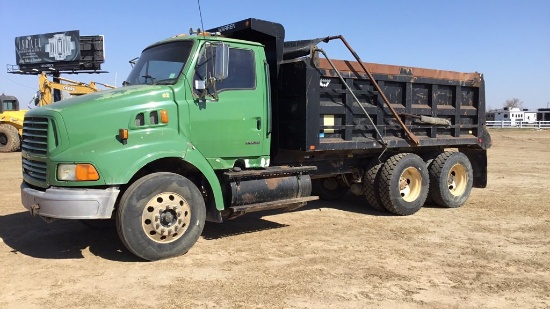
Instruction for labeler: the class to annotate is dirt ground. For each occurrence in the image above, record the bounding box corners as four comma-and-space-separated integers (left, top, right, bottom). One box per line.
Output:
0, 129, 549, 309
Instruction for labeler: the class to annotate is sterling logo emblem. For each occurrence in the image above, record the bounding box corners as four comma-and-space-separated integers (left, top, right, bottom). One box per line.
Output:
45, 33, 76, 61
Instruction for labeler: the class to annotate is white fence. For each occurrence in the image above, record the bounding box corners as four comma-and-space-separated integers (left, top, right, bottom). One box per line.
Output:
486, 121, 550, 129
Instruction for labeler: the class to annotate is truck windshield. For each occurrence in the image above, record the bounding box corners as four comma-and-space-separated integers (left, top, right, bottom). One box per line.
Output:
125, 41, 193, 86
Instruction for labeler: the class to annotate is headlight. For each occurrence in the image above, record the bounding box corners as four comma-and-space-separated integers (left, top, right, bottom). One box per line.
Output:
57, 164, 100, 181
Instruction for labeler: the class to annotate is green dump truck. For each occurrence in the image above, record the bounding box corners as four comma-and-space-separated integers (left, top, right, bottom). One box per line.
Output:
21, 18, 491, 260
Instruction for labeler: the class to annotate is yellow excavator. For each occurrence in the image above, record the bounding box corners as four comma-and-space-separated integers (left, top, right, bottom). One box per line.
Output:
0, 74, 115, 152
37, 72, 115, 106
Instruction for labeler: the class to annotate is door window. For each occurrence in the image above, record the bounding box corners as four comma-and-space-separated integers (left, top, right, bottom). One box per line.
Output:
194, 45, 255, 96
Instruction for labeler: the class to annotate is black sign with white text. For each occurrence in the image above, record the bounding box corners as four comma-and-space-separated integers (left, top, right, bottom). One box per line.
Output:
15, 30, 80, 65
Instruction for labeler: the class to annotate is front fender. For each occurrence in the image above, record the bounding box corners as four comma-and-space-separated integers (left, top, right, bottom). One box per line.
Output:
115, 139, 225, 212
182, 143, 225, 211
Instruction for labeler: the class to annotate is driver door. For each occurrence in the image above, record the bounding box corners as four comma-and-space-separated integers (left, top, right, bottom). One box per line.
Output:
187, 42, 269, 168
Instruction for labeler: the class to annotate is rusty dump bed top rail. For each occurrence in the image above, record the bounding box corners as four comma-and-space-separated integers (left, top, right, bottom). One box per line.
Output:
318, 58, 482, 84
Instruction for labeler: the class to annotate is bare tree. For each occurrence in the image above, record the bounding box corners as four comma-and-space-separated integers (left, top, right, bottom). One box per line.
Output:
504, 98, 523, 109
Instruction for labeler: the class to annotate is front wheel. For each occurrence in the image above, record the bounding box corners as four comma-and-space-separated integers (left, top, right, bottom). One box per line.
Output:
379, 153, 429, 215
116, 172, 206, 261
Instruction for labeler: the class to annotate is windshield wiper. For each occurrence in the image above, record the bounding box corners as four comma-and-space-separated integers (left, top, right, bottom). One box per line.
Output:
155, 78, 177, 85
142, 75, 156, 84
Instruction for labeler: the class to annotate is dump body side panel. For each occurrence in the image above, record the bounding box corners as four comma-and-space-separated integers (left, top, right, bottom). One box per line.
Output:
274, 57, 487, 157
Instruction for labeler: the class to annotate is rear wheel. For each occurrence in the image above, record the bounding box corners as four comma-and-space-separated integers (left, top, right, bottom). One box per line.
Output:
0, 124, 20, 153
364, 158, 386, 211
379, 153, 429, 215
428, 151, 473, 208
312, 177, 349, 201
116, 172, 206, 261
422, 151, 443, 206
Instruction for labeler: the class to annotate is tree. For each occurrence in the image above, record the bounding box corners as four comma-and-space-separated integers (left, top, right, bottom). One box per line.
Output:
504, 98, 523, 109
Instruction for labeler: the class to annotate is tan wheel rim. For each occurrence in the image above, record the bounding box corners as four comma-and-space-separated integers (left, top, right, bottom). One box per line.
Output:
141, 192, 191, 243
399, 167, 422, 202
447, 163, 468, 197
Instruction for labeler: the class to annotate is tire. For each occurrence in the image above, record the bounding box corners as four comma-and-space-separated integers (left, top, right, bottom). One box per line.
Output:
116, 172, 206, 261
312, 177, 349, 201
0, 124, 20, 153
428, 151, 473, 208
364, 158, 386, 211
421, 151, 443, 206
379, 153, 429, 215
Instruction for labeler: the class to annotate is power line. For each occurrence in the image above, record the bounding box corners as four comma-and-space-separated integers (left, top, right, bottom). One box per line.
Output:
0, 72, 35, 90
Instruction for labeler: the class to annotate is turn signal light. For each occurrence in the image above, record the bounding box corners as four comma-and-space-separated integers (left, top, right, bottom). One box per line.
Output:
75, 164, 100, 181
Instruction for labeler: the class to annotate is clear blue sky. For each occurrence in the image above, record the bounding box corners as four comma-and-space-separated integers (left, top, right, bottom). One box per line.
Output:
1, 0, 548, 110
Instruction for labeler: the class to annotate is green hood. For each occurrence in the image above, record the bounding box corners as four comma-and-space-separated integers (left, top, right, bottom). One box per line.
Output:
26, 85, 185, 186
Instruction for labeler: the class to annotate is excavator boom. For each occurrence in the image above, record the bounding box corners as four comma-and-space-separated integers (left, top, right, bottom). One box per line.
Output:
38, 73, 115, 106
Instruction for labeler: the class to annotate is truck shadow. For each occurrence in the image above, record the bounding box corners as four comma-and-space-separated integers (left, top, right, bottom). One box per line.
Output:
301, 192, 396, 216
202, 215, 289, 240
202, 193, 392, 239
0, 194, 391, 261
0, 212, 140, 262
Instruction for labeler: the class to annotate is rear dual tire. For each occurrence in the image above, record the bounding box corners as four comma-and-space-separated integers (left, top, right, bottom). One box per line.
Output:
427, 151, 473, 208
364, 158, 386, 211
379, 153, 429, 216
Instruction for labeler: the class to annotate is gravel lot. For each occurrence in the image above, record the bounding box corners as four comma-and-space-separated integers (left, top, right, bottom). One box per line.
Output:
0, 129, 549, 308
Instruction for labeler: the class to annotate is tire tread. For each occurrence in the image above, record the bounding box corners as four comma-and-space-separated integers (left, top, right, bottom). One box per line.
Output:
0, 124, 20, 153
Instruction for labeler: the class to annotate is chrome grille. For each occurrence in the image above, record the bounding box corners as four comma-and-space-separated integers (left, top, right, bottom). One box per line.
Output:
22, 117, 50, 185
22, 158, 47, 182
22, 117, 49, 155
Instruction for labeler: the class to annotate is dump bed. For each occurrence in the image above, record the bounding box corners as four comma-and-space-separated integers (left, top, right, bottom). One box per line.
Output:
276, 57, 487, 153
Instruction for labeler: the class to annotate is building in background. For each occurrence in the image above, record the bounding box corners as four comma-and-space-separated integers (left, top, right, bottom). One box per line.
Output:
486, 107, 537, 126
537, 108, 550, 122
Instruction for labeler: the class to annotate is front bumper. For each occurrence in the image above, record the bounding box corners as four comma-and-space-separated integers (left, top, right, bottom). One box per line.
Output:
21, 182, 120, 219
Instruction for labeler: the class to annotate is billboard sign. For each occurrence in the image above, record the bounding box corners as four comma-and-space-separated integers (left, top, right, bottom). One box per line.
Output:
80, 35, 105, 63
15, 30, 80, 66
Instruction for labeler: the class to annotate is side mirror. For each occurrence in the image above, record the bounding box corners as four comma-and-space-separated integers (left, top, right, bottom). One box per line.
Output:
194, 80, 206, 90
214, 43, 229, 81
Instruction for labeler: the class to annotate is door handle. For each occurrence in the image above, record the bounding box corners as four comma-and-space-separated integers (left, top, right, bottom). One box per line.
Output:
256, 118, 262, 130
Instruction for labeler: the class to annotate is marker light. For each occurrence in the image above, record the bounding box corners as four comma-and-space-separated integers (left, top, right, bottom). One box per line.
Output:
160, 110, 169, 123
119, 128, 129, 145
58, 164, 100, 181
